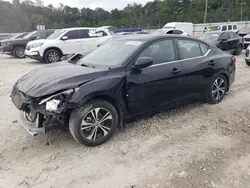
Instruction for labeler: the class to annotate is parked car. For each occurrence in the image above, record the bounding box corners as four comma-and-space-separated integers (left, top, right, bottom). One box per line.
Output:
245, 46, 250, 66
152, 28, 189, 36
25, 27, 112, 64
198, 31, 243, 55
0, 32, 28, 51
11, 35, 236, 146
1, 29, 55, 58
205, 24, 238, 33
243, 33, 250, 49
60, 53, 85, 64
163, 22, 193, 36
237, 27, 250, 37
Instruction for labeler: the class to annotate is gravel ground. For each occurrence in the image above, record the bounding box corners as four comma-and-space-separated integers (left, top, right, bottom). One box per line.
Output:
1, 53, 250, 188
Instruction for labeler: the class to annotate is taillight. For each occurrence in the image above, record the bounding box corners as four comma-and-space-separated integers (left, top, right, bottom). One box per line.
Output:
231, 56, 236, 63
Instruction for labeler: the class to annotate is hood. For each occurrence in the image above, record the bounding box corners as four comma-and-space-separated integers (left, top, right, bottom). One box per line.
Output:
15, 62, 108, 97
6, 38, 29, 44
27, 39, 48, 45
244, 33, 250, 38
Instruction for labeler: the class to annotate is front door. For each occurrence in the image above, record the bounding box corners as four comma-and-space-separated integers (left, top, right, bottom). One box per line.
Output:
62, 30, 82, 54
126, 39, 183, 115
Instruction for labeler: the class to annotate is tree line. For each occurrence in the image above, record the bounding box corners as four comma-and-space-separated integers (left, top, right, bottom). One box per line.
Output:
0, 0, 249, 33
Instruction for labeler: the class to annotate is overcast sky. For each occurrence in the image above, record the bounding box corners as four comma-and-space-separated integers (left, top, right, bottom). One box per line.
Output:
41, 0, 150, 11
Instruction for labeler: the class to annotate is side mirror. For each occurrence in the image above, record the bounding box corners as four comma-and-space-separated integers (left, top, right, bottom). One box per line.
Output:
61, 36, 68, 41
134, 57, 153, 69
30, 36, 36, 40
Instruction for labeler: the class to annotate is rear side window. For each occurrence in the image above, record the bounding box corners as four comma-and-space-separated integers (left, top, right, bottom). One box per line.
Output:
199, 43, 209, 55
173, 30, 183, 34
64, 30, 81, 39
233, 25, 237, 30
222, 26, 227, 31
139, 39, 176, 64
178, 39, 202, 59
166, 30, 174, 34
79, 29, 90, 38
228, 25, 232, 30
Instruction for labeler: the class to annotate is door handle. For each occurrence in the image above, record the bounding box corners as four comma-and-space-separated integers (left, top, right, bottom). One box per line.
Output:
208, 60, 216, 66
170, 68, 181, 74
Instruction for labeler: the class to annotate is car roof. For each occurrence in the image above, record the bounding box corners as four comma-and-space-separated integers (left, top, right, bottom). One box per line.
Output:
115, 34, 194, 42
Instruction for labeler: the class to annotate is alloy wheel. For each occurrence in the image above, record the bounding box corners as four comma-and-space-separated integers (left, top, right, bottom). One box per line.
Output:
81, 108, 113, 141
16, 48, 25, 58
48, 51, 60, 63
212, 78, 226, 101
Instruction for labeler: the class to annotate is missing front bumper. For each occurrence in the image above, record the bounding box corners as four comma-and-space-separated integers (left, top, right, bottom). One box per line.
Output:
20, 112, 46, 136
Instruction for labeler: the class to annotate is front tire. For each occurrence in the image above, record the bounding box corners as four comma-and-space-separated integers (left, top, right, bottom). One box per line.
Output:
206, 75, 228, 104
69, 100, 119, 147
13, 46, 25, 58
44, 49, 61, 64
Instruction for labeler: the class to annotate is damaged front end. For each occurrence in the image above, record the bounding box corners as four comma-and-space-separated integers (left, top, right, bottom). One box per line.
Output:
11, 86, 78, 136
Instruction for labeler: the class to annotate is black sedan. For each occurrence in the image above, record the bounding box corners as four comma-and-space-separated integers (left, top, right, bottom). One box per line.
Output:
199, 31, 243, 55
11, 35, 236, 146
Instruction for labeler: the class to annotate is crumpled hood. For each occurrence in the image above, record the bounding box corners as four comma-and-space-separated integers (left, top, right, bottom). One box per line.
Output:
15, 62, 108, 97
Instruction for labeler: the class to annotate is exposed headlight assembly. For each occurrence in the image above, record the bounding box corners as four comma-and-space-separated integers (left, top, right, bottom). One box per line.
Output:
30, 43, 44, 48
39, 88, 78, 112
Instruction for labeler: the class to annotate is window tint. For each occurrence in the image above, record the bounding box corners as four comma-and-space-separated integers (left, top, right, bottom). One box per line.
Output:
233, 25, 237, 30
173, 30, 183, 34
178, 39, 202, 59
228, 25, 232, 30
79, 29, 90, 38
222, 25, 227, 31
95, 30, 108, 37
166, 30, 174, 34
199, 43, 209, 55
139, 40, 176, 65
220, 32, 230, 40
64, 30, 80, 39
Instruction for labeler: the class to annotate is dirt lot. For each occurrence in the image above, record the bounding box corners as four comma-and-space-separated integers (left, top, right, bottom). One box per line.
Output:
0, 53, 250, 188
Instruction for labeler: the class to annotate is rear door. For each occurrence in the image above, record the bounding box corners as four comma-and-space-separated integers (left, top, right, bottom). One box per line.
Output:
61, 29, 82, 54
219, 32, 230, 50
177, 39, 216, 99
127, 39, 183, 114
228, 32, 240, 50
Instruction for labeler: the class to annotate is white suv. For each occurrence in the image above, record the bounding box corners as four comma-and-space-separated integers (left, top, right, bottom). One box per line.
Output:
25, 27, 112, 63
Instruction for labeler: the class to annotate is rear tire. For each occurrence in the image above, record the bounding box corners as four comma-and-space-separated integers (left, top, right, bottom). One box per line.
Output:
206, 75, 228, 104
69, 100, 119, 147
44, 49, 61, 64
13, 46, 25, 58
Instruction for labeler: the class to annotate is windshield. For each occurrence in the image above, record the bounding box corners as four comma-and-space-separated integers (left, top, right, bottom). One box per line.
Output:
78, 40, 144, 68
199, 33, 220, 42
207, 26, 221, 31
23, 31, 37, 39
47, 30, 65, 39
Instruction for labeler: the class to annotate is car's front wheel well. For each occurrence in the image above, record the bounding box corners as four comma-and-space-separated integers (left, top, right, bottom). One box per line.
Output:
91, 95, 123, 127
43, 47, 63, 57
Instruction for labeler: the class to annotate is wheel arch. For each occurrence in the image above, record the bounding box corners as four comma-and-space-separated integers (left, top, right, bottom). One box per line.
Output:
43, 47, 63, 57
219, 73, 229, 91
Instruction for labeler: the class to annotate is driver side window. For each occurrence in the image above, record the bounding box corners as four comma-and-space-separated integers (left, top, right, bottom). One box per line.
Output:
139, 40, 176, 65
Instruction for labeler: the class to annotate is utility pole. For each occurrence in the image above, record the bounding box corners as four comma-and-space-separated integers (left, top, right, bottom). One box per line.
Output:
204, 0, 208, 23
